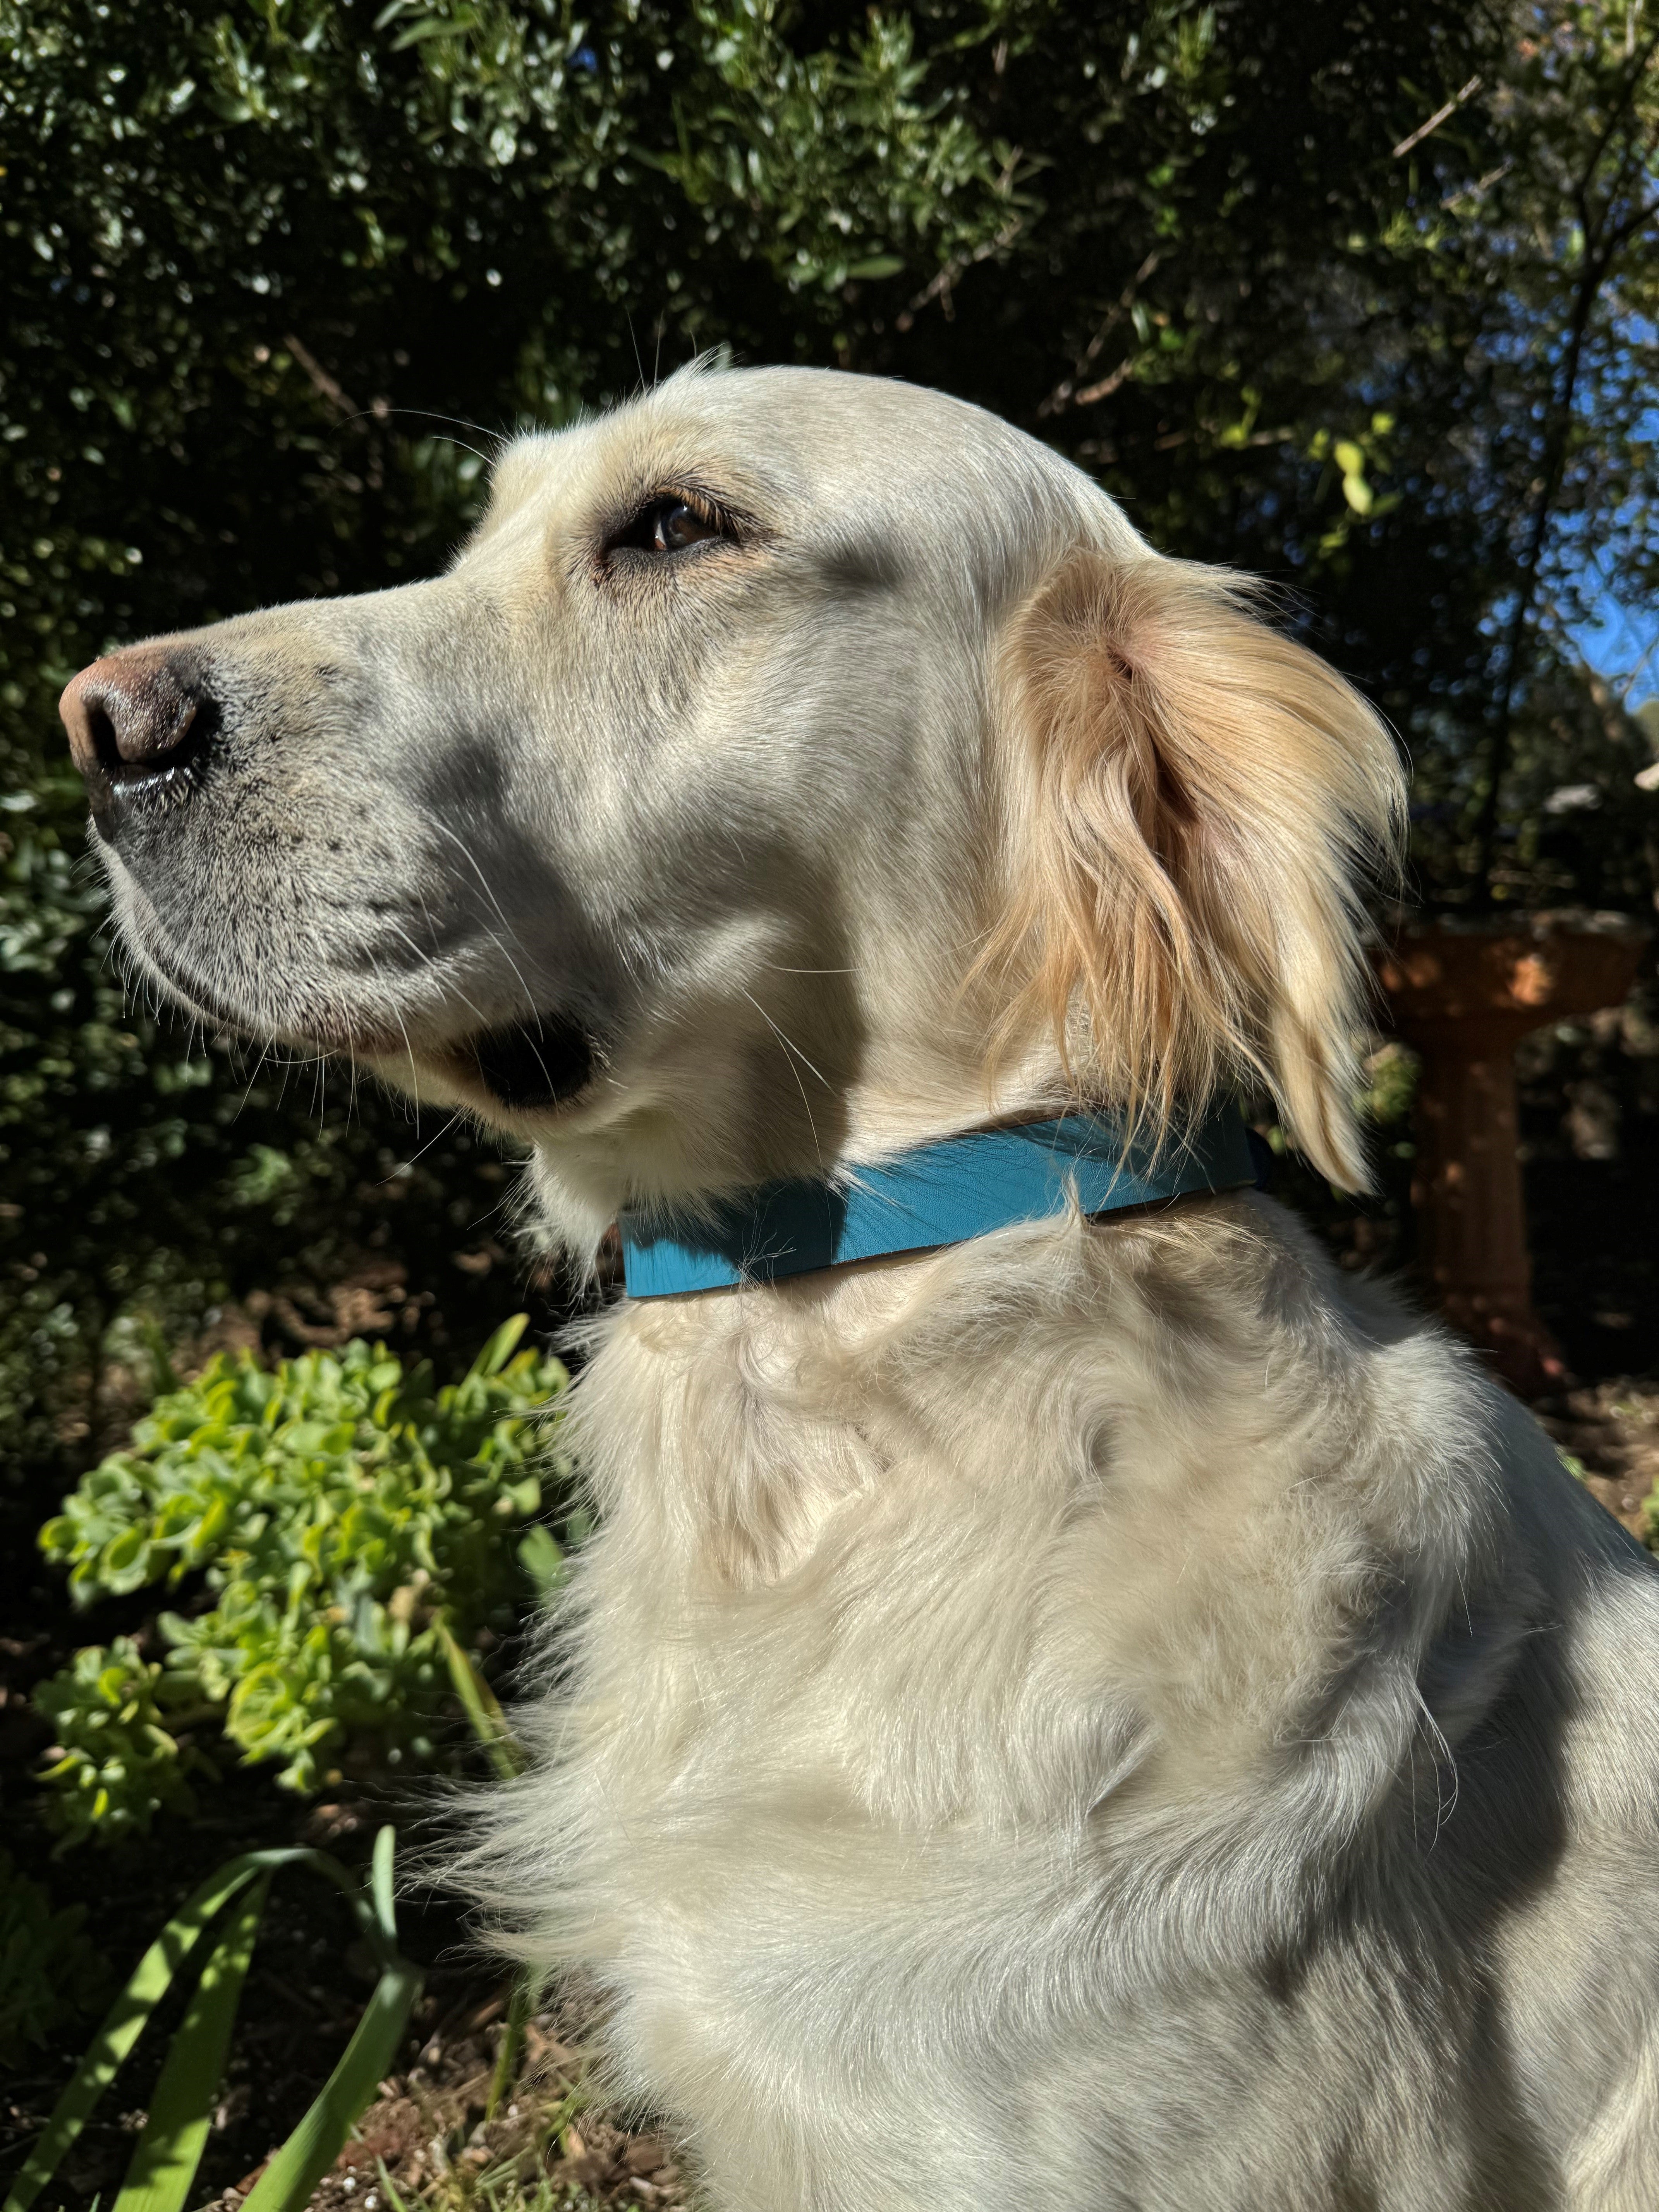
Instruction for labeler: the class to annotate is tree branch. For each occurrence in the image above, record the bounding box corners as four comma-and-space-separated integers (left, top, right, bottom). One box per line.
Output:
1038, 252, 1159, 418
1392, 74, 1483, 160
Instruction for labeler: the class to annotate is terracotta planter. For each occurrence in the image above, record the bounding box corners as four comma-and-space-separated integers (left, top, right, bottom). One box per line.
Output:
1375, 915, 1649, 1393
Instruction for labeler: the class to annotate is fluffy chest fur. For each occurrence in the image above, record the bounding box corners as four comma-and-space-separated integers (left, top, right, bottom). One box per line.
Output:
472, 1196, 1659, 2210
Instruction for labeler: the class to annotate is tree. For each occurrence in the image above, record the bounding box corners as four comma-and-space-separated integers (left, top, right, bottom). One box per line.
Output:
1462, 6, 1659, 897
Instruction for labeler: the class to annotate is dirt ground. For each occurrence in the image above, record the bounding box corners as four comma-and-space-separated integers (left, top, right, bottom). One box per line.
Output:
1538, 1376, 1659, 1540
204, 1994, 692, 2212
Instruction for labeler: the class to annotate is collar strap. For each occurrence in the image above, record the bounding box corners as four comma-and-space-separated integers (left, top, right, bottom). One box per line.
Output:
618, 1103, 1258, 1299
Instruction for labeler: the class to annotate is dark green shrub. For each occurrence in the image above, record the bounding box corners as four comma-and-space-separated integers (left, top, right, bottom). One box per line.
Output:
0, 1849, 112, 2063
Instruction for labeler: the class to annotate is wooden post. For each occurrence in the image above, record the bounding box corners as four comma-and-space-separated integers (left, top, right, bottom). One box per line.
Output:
1375, 920, 1648, 1393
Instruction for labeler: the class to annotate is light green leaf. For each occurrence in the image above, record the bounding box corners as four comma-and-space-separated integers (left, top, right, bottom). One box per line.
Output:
390, 12, 477, 51
435, 1614, 523, 1780
517, 1522, 566, 1598
472, 1312, 529, 1378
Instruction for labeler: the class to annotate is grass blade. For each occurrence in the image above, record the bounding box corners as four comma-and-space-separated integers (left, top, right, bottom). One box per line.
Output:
238, 1959, 424, 2212
485, 1971, 536, 2123
435, 1615, 524, 1781
113, 1874, 270, 2212
369, 1820, 398, 1947
1, 1856, 266, 2212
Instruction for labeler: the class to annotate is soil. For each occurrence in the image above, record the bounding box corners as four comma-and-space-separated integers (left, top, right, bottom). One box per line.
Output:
278, 2005, 690, 2212
1537, 1377, 1659, 1540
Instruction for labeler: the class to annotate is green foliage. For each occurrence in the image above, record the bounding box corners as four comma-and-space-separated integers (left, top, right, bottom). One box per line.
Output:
32, 1635, 215, 1850
34, 1317, 570, 1841
0, 1851, 112, 2064
647, 3, 1011, 293
1358, 1040, 1420, 1133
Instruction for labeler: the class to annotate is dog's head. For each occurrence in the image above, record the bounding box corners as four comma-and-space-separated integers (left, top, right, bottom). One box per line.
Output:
61, 365, 1402, 1252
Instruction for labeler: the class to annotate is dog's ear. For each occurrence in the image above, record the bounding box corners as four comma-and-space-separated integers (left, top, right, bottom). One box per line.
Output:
986, 550, 1403, 1191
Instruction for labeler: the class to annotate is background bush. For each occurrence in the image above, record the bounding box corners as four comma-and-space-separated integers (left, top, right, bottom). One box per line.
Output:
0, 1851, 112, 2065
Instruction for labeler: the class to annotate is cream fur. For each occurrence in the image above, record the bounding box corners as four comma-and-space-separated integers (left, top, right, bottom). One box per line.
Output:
75, 364, 1659, 2209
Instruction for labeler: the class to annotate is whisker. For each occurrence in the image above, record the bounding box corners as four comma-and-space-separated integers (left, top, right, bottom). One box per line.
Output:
383, 1108, 463, 1180
738, 986, 826, 1174
737, 988, 830, 1089
379, 917, 498, 1038
428, 821, 536, 966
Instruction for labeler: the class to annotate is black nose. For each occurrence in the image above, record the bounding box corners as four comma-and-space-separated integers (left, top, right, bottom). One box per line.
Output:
60, 646, 211, 798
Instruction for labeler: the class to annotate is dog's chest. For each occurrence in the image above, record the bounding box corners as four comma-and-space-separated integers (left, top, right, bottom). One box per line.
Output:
489, 1235, 1606, 2209
529, 1296, 1192, 2142
549, 1472, 1138, 2191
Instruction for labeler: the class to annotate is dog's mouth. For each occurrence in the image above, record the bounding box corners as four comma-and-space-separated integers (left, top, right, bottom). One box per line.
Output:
463, 1013, 597, 1111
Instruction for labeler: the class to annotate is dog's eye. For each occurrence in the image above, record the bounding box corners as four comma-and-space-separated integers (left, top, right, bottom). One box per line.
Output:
609, 494, 728, 558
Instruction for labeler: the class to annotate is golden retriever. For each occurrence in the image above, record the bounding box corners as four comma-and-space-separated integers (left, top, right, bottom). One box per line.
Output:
63, 365, 1659, 2210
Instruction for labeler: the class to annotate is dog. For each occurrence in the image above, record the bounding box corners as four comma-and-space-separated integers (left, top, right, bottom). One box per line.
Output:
62, 364, 1659, 2209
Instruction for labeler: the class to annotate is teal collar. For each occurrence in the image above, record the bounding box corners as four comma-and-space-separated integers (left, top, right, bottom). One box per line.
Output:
618, 1103, 1258, 1298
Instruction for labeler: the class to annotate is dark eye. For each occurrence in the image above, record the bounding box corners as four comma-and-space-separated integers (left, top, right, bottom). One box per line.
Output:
608, 492, 729, 558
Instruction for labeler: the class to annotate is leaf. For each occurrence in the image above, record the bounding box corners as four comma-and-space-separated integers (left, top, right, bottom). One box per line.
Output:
390, 12, 477, 51
3, 1835, 421, 2212
517, 1522, 566, 1598
434, 1615, 523, 1780
240, 1966, 421, 2212
472, 1312, 529, 1377
485, 1970, 537, 2123
113, 1876, 270, 2212
500, 1475, 541, 1517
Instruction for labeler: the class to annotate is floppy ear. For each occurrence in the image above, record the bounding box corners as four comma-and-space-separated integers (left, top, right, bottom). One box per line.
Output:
985, 549, 1404, 1191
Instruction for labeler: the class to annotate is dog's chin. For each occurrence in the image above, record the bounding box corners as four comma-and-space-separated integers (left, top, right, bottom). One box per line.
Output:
122, 927, 369, 1054
120, 926, 288, 1042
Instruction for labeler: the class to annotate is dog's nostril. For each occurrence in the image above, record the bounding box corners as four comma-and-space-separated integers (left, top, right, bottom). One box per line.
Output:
82, 700, 125, 778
